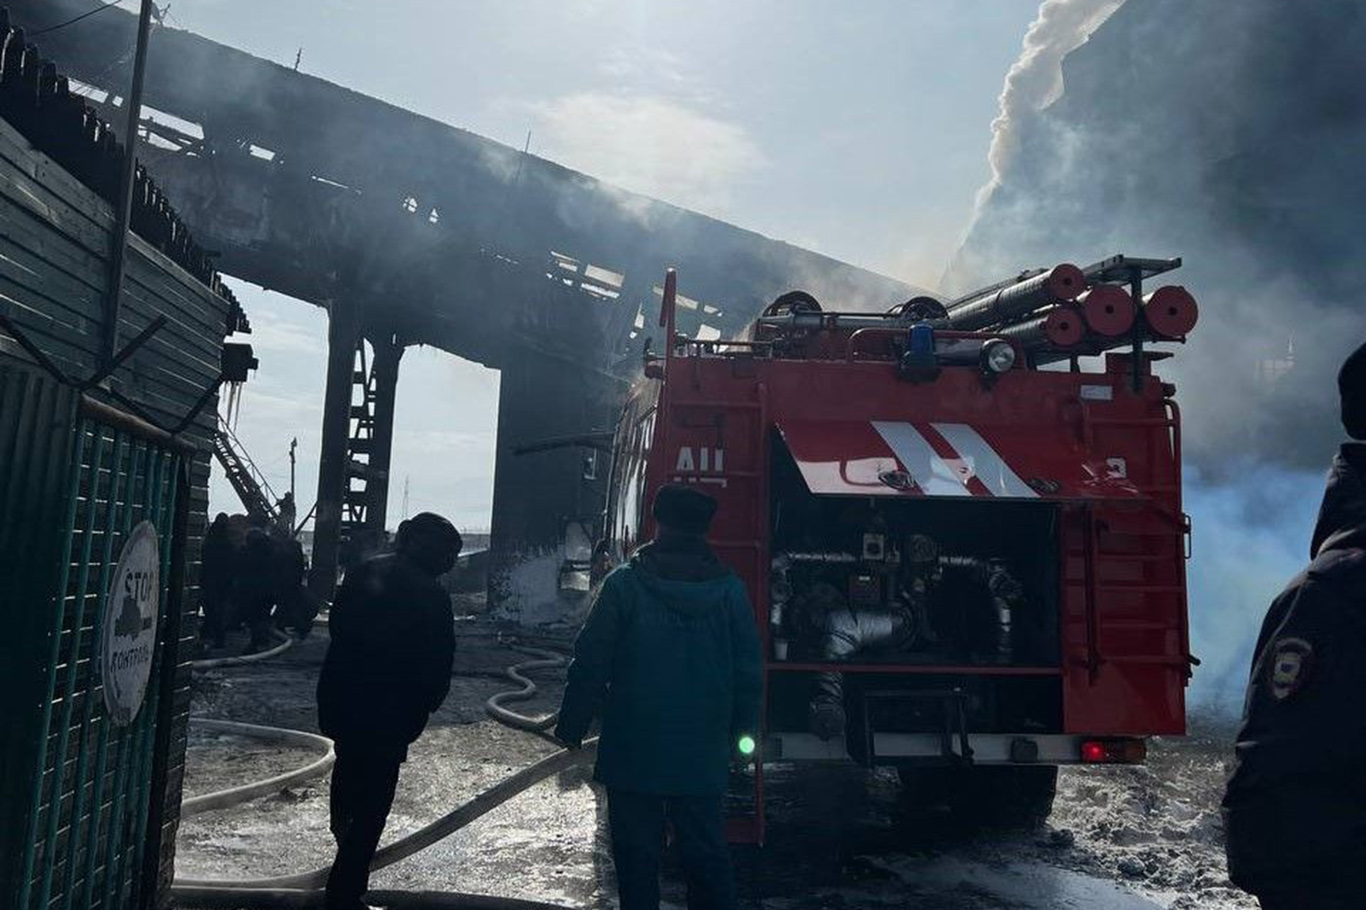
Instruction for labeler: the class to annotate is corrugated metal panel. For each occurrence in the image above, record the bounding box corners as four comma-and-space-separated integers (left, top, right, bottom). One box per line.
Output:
0, 99, 227, 910
0, 116, 227, 449
0, 365, 79, 910
3, 389, 187, 910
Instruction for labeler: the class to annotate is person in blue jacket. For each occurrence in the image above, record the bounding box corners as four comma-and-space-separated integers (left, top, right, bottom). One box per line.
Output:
555, 484, 763, 910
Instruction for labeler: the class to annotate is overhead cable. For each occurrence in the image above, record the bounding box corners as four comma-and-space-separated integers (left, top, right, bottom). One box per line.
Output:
32, 0, 126, 35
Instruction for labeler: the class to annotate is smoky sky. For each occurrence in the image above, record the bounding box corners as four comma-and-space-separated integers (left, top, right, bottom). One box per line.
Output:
947, 0, 1366, 709
947, 0, 1366, 474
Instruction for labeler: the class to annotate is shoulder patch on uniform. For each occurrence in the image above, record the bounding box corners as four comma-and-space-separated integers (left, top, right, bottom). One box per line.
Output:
1266, 636, 1314, 701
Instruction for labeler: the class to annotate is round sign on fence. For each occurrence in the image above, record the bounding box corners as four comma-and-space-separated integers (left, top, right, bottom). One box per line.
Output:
102, 520, 160, 726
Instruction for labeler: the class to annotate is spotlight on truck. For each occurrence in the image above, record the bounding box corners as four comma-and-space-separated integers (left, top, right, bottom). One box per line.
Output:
980, 338, 1017, 375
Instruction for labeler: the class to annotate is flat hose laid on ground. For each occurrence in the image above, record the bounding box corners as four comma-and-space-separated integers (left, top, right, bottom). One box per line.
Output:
191, 629, 294, 670
180, 719, 335, 817
171, 886, 575, 910
172, 637, 592, 910
171, 738, 597, 891
483, 645, 568, 732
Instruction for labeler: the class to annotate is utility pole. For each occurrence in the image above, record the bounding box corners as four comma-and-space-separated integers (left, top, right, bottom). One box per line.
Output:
102, 0, 157, 367
289, 437, 297, 502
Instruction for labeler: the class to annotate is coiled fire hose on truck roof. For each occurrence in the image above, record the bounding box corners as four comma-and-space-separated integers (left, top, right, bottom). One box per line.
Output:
171, 640, 592, 909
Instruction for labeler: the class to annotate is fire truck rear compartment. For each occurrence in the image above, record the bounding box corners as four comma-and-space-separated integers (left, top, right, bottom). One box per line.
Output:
767, 437, 1065, 759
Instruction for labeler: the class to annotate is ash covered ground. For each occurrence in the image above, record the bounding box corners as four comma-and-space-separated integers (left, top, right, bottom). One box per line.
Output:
177, 625, 1256, 909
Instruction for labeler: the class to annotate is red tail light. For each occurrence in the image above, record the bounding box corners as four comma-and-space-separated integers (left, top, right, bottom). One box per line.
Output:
1080, 738, 1147, 764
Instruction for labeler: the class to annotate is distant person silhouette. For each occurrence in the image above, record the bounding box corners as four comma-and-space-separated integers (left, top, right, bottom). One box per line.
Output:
276, 491, 297, 538
236, 527, 279, 653
316, 513, 460, 910
556, 484, 762, 910
1223, 341, 1366, 909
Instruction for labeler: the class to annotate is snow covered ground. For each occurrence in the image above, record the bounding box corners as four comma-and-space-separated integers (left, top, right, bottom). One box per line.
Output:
176, 630, 1257, 909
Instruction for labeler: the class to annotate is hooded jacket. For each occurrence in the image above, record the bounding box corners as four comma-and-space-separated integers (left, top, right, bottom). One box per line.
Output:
1223, 443, 1366, 894
555, 534, 763, 795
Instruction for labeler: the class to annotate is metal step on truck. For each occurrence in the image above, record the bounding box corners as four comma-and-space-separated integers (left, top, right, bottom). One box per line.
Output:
599, 257, 1199, 842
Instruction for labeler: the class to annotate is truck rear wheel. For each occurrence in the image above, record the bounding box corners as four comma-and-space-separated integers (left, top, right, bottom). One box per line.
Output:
897, 765, 1057, 829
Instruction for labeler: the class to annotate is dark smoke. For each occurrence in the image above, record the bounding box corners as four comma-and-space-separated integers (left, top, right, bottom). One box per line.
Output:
949, 0, 1366, 706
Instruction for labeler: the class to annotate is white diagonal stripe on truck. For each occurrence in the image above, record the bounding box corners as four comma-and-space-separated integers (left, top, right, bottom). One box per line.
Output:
930, 422, 1037, 498
871, 421, 971, 496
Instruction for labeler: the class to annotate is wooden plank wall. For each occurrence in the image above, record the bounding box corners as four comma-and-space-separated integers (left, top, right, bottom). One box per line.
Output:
0, 112, 228, 908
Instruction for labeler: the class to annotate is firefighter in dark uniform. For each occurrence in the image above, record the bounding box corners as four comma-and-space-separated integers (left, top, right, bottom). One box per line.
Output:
316, 512, 461, 910
555, 484, 763, 910
1223, 341, 1366, 909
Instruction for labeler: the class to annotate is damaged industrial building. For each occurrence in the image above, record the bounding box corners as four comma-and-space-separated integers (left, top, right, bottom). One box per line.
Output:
1, 2, 1361, 910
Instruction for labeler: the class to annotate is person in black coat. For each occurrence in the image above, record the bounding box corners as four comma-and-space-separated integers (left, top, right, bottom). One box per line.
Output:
316, 512, 461, 910
237, 527, 279, 653
1223, 341, 1366, 909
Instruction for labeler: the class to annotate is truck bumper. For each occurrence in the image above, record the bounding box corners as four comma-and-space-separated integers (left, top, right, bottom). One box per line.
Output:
767, 732, 1146, 764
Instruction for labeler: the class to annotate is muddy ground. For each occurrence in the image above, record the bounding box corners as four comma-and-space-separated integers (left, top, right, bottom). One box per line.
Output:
176, 625, 1256, 909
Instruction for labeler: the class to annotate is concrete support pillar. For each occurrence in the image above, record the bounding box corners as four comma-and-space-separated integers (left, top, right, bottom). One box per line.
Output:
364, 336, 404, 534
309, 295, 360, 599
488, 355, 622, 609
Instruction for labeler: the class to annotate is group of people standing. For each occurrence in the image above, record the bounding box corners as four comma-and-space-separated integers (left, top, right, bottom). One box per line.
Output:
200, 505, 311, 652
313, 487, 760, 910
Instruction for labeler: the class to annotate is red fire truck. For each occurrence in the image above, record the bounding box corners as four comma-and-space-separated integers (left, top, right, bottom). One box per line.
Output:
600, 256, 1199, 841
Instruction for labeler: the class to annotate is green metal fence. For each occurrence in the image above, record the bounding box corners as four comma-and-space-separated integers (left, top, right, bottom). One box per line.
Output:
2, 363, 189, 910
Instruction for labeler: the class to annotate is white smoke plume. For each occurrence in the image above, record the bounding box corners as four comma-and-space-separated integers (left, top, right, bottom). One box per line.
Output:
948, 0, 1366, 708
984, 0, 1125, 194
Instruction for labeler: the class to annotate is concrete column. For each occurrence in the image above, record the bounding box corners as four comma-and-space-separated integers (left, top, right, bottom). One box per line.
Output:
364, 336, 404, 534
308, 295, 360, 599
488, 354, 622, 607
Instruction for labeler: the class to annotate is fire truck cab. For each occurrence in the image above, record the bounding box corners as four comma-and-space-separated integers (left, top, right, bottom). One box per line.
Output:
600, 258, 1195, 840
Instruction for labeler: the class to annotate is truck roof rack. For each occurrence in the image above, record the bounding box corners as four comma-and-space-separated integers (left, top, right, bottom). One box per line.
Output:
1082, 254, 1182, 284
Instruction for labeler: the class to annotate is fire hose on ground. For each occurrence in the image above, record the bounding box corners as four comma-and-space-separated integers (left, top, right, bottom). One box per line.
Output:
190, 628, 294, 670
483, 645, 568, 733
180, 719, 336, 817
173, 639, 588, 910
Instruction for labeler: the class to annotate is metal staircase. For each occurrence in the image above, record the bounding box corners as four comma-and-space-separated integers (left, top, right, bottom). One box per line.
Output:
211, 414, 280, 522
341, 340, 379, 541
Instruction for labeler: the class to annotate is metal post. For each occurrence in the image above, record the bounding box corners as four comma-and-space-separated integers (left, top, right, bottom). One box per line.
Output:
137, 456, 188, 910
1129, 267, 1144, 393
101, 0, 156, 368
364, 336, 403, 536
309, 295, 360, 599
